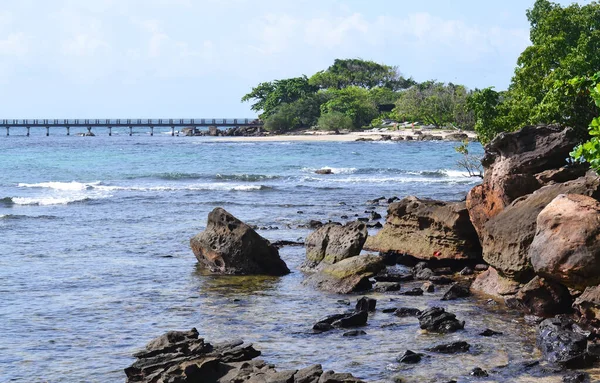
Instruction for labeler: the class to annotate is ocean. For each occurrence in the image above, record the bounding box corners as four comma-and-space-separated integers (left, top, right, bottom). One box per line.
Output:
0, 130, 544, 382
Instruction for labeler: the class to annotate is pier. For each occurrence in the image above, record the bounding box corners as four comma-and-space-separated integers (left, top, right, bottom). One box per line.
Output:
0, 118, 262, 136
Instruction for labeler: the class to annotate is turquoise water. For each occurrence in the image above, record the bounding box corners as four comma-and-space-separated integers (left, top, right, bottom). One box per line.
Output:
1, 132, 559, 382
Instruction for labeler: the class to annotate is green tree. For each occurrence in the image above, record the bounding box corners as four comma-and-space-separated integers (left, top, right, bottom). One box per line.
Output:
467, 87, 501, 144
241, 76, 318, 118
309, 58, 414, 91
317, 111, 354, 131
263, 103, 300, 133
571, 72, 600, 172
320, 86, 379, 129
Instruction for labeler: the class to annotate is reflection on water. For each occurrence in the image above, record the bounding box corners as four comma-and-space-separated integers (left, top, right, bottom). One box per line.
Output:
192, 265, 282, 296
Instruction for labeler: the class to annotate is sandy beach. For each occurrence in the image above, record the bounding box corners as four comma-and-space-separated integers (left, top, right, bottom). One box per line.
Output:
209, 129, 479, 142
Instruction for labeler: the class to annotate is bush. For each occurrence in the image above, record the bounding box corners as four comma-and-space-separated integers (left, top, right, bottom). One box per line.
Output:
263, 104, 300, 133
571, 73, 600, 172
317, 111, 354, 131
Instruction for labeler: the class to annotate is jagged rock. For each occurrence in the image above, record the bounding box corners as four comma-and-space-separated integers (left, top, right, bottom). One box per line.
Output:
364, 196, 481, 261
126, 330, 363, 383
373, 282, 401, 292
394, 307, 422, 317
190, 208, 289, 276
573, 285, 600, 326
429, 276, 453, 285
402, 288, 424, 296
479, 329, 503, 336
470, 267, 520, 299
422, 282, 435, 292
530, 194, 600, 290
305, 222, 368, 268
426, 341, 470, 353
442, 284, 471, 301
332, 310, 368, 328
466, 125, 582, 238
471, 367, 489, 377
374, 271, 413, 283
418, 307, 465, 333
315, 169, 333, 175
355, 297, 377, 312
459, 267, 474, 275
537, 317, 593, 368
303, 254, 386, 294
480, 173, 600, 281
397, 350, 422, 364
506, 276, 572, 317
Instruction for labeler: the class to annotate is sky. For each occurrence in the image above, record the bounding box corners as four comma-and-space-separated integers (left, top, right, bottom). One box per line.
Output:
0, 0, 589, 118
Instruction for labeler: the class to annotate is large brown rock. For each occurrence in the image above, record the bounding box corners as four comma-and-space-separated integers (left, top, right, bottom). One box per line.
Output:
470, 267, 520, 299
530, 194, 600, 290
303, 254, 386, 293
190, 208, 290, 276
364, 196, 481, 261
507, 276, 573, 317
305, 221, 368, 267
466, 125, 581, 238
480, 172, 600, 281
574, 286, 600, 326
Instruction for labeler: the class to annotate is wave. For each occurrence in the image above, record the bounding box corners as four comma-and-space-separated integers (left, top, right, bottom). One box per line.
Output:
302, 166, 358, 174
17, 181, 100, 191
300, 175, 479, 185
11, 196, 93, 206
0, 214, 58, 220
215, 174, 280, 182
94, 183, 271, 192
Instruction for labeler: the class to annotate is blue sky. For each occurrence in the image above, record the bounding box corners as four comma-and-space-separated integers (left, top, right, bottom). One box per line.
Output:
0, 0, 588, 118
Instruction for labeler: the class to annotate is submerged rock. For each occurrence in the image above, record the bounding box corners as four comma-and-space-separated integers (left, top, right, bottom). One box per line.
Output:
397, 350, 422, 364
190, 208, 290, 276
530, 194, 600, 290
125, 329, 365, 382
395, 307, 422, 317
304, 221, 368, 268
364, 196, 481, 261
418, 307, 465, 333
355, 296, 377, 312
426, 341, 470, 354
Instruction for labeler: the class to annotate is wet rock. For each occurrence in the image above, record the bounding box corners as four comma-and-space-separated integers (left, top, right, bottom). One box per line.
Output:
355, 297, 377, 312
366, 196, 386, 205
402, 287, 424, 296
426, 341, 470, 354
470, 267, 520, 299
530, 194, 600, 290
434, 267, 453, 275
413, 262, 435, 280
537, 317, 592, 368
367, 222, 383, 229
305, 221, 368, 267
315, 169, 333, 175
295, 364, 324, 383
395, 307, 422, 317
332, 310, 368, 328
374, 271, 413, 283
396, 350, 422, 364
418, 307, 465, 333
342, 330, 366, 337
479, 329, 503, 337
562, 371, 591, 383
574, 285, 600, 326
387, 196, 399, 204
422, 281, 435, 293
442, 284, 471, 301
507, 276, 572, 317
272, 240, 304, 248
369, 211, 382, 220
429, 276, 453, 285
466, 125, 581, 239
480, 172, 600, 281
382, 307, 397, 313
373, 282, 401, 292
190, 208, 290, 275
309, 220, 324, 229
313, 322, 334, 332
474, 264, 489, 272
459, 267, 474, 276
471, 367, 489, 377
364, 196, 482, 261
318, 370, 365, 383
303, 254, 386, 294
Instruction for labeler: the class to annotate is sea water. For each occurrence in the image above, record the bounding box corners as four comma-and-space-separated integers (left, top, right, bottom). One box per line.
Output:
0, 132, 574, 382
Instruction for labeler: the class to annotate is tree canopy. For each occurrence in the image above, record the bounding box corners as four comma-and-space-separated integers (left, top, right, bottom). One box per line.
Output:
241, 76, 318, 118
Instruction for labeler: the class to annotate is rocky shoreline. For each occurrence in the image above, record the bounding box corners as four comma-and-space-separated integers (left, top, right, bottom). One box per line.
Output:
126, 124, 600, 382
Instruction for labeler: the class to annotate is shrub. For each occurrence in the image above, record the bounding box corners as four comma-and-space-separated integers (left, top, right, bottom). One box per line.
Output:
317, 111, 354, 131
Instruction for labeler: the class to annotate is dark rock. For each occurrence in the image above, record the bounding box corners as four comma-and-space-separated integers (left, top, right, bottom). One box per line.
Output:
479, 329, 503, 337
305, 221, 368, 267
340, 215, 348, 219
382, 308, 397, 313
374, 271, 413, 283
537, 317, 592, 368
355, 297, 377, 312
434, 267, 453, 275
574, 285, 600, 326
387, 196, 399, 203
418, 307, 465, 333
508, 276, 572, 317
318, 370, 364, 383
367, 222, 383, 229
396, 350, 422, 364
471, 367, 489, 377
365, 196, 482, 261
395, 307, 422, 317
315, 169, 333, 175
313, 322, 334, 332
342, 330, 366, 337
332, 310, 368, 328
402, 288, 424, 296
374, 282, 401, 292
429, 276, 453, 285
190, 208, 290, 275
426, 341, 470, 354
459, 267, 474, 275
422, 282, 435, 292
369, 211, 382, 220
316, 314, 347, 325
295, 364, 324, 383
442, 284, 471, 301
271, 240, 304, 248
562, 372, 590, 383
413, 262, 435, 280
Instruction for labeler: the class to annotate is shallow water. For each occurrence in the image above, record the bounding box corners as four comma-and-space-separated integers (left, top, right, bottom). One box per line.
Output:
0, 132, 594, 382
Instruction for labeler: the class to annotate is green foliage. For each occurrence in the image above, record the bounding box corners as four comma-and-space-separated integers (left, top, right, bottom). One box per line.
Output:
317, 111, 354, 131
570, 73, 600, 172
321, 86, 379, 129
467, 87, 503, 144
394, 82, 471, 128
241, 76, 318, 118
263, 103, 300, 133
454, 139, 483, 178
309, 58, 414, 91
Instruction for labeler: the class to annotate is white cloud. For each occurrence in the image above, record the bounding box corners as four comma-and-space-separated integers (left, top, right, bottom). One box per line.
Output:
0, 32, 29, 56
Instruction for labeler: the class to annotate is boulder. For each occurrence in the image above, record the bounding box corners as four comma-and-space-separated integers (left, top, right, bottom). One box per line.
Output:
442, 284, 471, 301
305, 222, 368, 268
507, 276, 573, 317
466, 125, 582, 238
470, 267, 520, 299
418, 307, 464, 334
303, 254, 386, 294
315, 169, 333, 175
355, 297, 377, 312
125, 329, 363, 383
573, 285, 600, 326
480, 172, 600, 280
190, 208, 289, 276
537, 317, 593, 368
397, 350, 422, 364
530, 194, 600, 290
365, 196, 481, 261
426, 341, 470, 354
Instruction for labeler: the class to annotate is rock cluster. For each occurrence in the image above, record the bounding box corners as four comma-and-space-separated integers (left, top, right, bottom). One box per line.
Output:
125, 328, 364, 383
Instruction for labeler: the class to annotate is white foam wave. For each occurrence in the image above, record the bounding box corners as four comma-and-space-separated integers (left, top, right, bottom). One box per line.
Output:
12, 196, 92, 206
18, 181, 101, 191
302, 167, 357, 174
301, 175, 480, 185
441, 169, 474, 178
94, 183, 266, 192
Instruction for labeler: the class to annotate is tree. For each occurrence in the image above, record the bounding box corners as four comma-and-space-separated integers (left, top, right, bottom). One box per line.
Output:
309, 58, 414, 91
263, 103, 300, 133
320, 86, 379, 129
571, 72, 600, 172
317, 111, 354, 131
467, 88, 501, 144
241, 76, 318, 118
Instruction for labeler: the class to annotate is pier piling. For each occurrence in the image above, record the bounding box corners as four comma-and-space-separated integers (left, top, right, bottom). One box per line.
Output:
46, 126, 49, 136
108, 126, 112, 136
150, 126, 154, 136
26, 127, 30, 137
5, 127, 8, 136
66, 127, 70, 136
129, 126, 133, 136
171, 126, 175, 136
